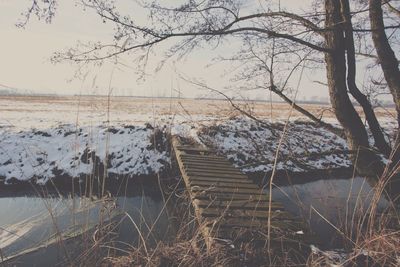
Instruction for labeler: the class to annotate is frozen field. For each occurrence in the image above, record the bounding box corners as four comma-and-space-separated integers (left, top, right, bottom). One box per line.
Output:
0, 95, 396, 184
0, 95, 396, 130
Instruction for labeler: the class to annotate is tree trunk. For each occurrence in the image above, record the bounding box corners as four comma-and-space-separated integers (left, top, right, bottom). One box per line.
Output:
340, 0, 391, 157
369, 0, 400, 127
269, 85, 344, 137
369, 0, 400, 188
324, 0, 383, 176
369, 0, 400, 169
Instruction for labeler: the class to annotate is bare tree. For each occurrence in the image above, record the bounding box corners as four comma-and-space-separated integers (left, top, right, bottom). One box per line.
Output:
21, 0, 400, 175
369, 0, 400, 174
341, 0, 391, 156
17, 0, 57, 28
369, 0, 400, 128
218, 33, 344, 136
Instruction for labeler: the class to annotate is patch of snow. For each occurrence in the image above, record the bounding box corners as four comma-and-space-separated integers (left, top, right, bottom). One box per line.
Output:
0, 100, 396, 184
198, 117, 352, 173
0, 124, 169, 184
310, 245, 349, 266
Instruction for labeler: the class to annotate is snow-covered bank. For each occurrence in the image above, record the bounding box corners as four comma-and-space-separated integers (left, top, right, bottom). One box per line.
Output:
198, 117, 352, 173
0, 124, 169, 184
0, 115, 358, 185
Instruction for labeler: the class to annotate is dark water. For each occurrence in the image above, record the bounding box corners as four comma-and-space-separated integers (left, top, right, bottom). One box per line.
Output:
0, 173, 391, 265
270, 175, 389, 249
0, 183, 173, 266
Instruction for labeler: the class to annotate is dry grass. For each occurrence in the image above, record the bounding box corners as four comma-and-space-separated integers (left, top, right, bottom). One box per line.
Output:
98, 185, 309, 267
2, 93, 399, 267
344, 160, 400, 267
304, 153, 400, 267
0, 95, 395, 123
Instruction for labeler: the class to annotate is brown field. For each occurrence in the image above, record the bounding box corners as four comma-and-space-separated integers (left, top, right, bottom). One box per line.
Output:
0, 95, 396, 130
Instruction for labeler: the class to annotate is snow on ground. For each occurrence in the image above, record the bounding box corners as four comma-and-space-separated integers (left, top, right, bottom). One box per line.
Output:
0, 95, 396, 184
0, 117, 353, 184
0, 124, 169, 184
198, 117, 352, 173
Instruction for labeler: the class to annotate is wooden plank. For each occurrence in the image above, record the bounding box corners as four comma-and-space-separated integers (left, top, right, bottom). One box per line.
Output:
193, 192, 269, 201
172, 137, 311, 251
184, 167, 244, 175
190, 185, 264, 195
180, 158, 231, 165
194, 198, 279, 207
199, 208, 268, 219
201, 218, 301, 233
204, 219, 305, 231
180, 153, 225, 158
181, 160, 233, 166
182, 162, 235, 169
182, 161, 236, 168
210, 228, 310, 244
189, 176, 255, 184
183, 164, 239, 172
199, 208, 293, 220
185, 171, 248, 179
175, 145, 211, 150
176, 146, 212, 152
189, 180, 260, 190
193, 199, 282, 210
180, 159, 233, 166
180, 154, 228, 161
180, 151, 210, 155
216, 222, 304, 232
186, 169, 245, 177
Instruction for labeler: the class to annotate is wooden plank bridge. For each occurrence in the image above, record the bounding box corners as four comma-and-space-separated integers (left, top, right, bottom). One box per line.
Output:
172, 137, 312, 251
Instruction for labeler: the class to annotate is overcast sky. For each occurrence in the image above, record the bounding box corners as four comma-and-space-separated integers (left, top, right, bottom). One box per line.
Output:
0, 0, 381, 102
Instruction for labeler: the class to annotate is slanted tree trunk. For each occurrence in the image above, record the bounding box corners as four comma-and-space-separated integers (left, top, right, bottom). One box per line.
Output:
325, 0, 383, 176
340, 0, 391, 157
269, 85, 344, 137
370, 0, 400, 166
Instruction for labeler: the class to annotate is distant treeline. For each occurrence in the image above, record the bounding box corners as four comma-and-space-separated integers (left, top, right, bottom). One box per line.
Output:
0, 89, 58, 97
0, 90, 394, 108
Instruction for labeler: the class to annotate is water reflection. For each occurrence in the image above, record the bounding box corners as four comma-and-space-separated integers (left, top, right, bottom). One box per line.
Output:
271, 176, 389, 249
0, 184, 171, 266
1, 173, 391, 265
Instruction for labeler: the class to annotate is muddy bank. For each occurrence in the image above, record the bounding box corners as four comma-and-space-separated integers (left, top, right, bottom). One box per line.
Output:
0, 172, 176, 198
249, 167, 355, 187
